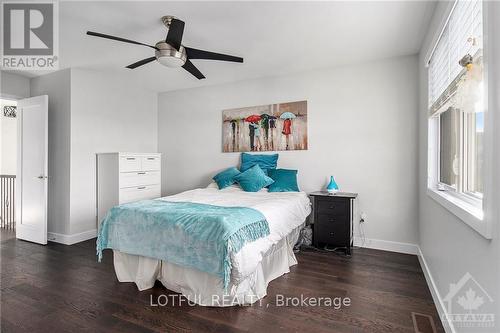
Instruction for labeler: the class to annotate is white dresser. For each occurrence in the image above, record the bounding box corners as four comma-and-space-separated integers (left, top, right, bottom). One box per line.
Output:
96, 152, 161, 228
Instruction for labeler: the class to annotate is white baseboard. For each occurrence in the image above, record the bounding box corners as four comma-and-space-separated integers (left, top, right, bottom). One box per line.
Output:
353, 236, 419, 255
47, 229, 97, 245
417, 247, 456, 333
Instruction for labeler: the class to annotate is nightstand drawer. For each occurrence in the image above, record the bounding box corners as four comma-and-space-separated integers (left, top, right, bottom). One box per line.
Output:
316, 198, 349, 215
315, 222, 348, 246
316, 213, 348, 226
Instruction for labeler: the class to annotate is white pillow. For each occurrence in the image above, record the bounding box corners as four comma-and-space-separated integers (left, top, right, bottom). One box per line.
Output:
206, 182, 219, 189
206, 181, 269, 192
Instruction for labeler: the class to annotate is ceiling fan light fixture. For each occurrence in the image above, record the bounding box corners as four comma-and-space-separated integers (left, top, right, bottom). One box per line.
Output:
155, 42, 186, 68
157, 55, 185, 68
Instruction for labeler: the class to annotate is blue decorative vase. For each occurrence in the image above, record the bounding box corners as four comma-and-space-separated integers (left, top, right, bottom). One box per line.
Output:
327, 176, 339, 193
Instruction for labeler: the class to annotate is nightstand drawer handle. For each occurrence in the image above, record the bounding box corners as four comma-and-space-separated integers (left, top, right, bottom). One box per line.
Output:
328, 218, 335, 222
329, 232, 334, 236
329, 205, 335, 209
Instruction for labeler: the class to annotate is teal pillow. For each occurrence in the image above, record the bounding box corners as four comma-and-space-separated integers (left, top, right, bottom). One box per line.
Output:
240, 153, 279, 174
213, 167, 241, 189
234, 164, 274, 192
268, 169, 300, 192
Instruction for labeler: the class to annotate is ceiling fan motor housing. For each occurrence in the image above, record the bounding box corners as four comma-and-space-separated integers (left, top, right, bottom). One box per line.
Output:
155, 41, 187, 67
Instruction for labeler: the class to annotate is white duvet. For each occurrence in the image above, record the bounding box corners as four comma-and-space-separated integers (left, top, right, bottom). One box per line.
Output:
158, 184, 311, 283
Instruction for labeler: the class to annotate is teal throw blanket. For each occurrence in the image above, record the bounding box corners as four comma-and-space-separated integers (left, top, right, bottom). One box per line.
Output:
96, 200, 269, 289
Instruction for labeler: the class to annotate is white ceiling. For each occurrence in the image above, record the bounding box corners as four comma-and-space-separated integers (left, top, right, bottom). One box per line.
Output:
17, 1, 436, 92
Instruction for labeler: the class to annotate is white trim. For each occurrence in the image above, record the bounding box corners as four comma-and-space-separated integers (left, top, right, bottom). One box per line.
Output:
418, 247, 456, 333
353, 237, 419, 255
480, 0, 496, 245
47, 229, 97, 245
427, 188, 490, 238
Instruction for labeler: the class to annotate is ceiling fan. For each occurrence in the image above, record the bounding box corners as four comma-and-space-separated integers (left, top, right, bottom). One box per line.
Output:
86, 16, 243, 80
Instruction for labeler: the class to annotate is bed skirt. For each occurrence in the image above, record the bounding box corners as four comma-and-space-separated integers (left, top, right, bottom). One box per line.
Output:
113, 224, 303, 306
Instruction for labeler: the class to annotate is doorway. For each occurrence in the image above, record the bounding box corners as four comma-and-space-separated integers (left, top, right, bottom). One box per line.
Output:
0, 98, 18, 241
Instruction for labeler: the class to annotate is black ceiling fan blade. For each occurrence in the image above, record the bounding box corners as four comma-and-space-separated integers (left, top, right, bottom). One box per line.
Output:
185, 47, 243, 63
166, 18, 185, 50
126, 56, 157, 69
182, 60, 205, 79
87, 31, 158, 50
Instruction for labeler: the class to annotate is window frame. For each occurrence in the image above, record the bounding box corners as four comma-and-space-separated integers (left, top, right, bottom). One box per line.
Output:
426, 0, 492, 239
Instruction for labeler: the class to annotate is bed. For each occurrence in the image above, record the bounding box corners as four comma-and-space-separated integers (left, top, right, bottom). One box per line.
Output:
100, 183, 311, 306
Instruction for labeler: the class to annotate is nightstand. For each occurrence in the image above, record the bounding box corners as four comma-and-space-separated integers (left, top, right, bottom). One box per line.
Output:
309, 191, 358, 255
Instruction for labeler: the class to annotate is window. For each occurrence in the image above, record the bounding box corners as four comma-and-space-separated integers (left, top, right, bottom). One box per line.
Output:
436, 108, 484, 197
427, 0, 485, 220
438, 108, 460, 189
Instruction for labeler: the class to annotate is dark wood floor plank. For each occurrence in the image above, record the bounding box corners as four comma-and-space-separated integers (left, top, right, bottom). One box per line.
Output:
0, 235, 444, 332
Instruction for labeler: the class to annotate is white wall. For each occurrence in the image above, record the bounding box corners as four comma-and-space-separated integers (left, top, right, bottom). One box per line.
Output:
30, 68, 158, 237
0, 71, 30, 175
69, 69, 158, 234
0, 71, 30, 99
418, 2, 500, 332
0, 99, 17, 175
31, 69, 72, 235
0, 72, 30, 177
158, 55, 419, 245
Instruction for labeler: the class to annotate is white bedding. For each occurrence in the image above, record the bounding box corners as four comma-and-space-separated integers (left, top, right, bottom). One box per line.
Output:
158, 184, 312, 283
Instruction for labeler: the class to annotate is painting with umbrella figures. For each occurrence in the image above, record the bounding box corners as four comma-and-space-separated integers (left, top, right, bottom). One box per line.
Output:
222, 100, 307, 152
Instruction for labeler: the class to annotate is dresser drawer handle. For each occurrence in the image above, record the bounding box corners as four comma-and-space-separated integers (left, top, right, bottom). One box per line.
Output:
147, 158, 155, 160
126, 157, 136, 160
329, 232, 334, 236
329, 205, 335, 209
137, 186, 146, 190
137, 172, 146, 175
328, 218, 335, 222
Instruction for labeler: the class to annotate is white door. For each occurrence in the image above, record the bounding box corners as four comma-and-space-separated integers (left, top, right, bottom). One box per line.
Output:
16, 95, 48, 244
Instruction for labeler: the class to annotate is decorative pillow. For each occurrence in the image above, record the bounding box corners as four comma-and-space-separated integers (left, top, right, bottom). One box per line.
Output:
240, 153, 279, 174
234, 164, 274, 192
268, 169, 300, 192
212, 167, 241, 189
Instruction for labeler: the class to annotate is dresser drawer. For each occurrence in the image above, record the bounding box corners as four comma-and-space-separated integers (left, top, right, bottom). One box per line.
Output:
141, 156, 161, 171
119, 156, 141, 172
119, 185, 161, 204
316, 197, 349, 215
119, 171, 160, 188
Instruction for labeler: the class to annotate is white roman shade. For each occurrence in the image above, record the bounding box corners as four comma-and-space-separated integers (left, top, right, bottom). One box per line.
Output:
428, 0, 483, 115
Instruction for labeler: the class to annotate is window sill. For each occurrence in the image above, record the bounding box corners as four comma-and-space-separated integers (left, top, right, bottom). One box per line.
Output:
427, 188, 491, 239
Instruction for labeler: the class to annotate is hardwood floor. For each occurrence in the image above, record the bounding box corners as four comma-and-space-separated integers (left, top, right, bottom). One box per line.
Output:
0, 229, 15, 242
1, 234, 444, 333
